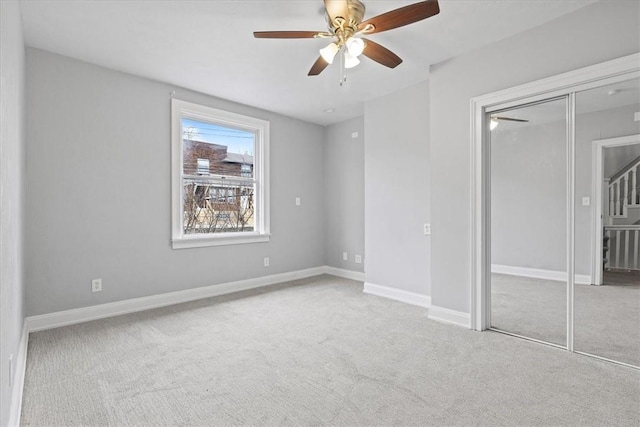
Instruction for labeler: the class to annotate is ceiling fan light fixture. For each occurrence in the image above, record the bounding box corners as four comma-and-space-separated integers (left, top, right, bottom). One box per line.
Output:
320, 42, 340, 64
344, 51, 360, 69
346, 37, 365, 57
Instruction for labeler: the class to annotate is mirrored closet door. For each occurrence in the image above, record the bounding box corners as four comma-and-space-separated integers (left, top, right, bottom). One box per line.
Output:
488, 97, 568, 347
484, 73, 640, 369
573, 79, 640, 367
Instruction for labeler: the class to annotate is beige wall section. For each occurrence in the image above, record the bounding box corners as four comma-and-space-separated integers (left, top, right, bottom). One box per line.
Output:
25, 48, 326, 316
364, 80, 431, 295
0, 1, 27, 425
430, 1, 640, 313
324, 117, 365, 272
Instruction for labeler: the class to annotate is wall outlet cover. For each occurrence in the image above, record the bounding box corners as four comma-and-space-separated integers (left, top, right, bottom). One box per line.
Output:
91, 278, 102, 292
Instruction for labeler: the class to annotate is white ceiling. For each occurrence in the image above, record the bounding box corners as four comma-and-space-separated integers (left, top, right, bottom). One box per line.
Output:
19, 0, 598, 126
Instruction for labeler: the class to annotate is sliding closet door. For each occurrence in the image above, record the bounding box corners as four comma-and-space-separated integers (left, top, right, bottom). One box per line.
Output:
574, 79, 640, 367
488, 97, 568, 346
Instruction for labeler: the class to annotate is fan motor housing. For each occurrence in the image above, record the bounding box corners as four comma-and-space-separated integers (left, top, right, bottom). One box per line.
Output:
347, 0, 366, 26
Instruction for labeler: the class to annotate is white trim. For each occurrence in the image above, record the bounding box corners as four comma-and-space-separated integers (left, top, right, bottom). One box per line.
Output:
567, 92, 576, 351
323, 266, 365, 282
27, 267, 325, 332
427, 305, 471, 328
172, 233, 270, 249
470, 53, 640, 331
8, 322, 28, 427
591, 134, 640, 285
491, 264, 591, 285
363, 282, 431, 308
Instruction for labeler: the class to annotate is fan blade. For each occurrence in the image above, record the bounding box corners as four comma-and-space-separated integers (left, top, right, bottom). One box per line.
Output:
308, 56, 330, 76
358, 0, 440, 35
493, 116, 529, 122
361, 38, 402, 68
253, 31, 329, 39
324, 0, 350, 23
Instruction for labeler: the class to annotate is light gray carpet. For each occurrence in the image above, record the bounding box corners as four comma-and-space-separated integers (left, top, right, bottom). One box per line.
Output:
491, 273, 640, 367
21, 275, 640, 426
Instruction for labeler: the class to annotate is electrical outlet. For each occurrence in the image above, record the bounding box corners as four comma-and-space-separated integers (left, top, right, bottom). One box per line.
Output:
351, 131, 359, 139
582, 197, 590, 206
264, 257, 270, 267
424, 223, 432, 235
355, 255, 362, 264
343, 252, 348, 261
91, 278, 102, 293
295, 197, 301, 206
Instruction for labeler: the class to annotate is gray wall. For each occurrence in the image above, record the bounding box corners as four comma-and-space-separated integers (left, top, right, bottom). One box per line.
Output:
324, 117, 364, 272
364, 81, 431, 295
491, 104, 640, 276
430, 1, 640, 312
25, 48, 326, 316
0, 1, 26, 425
491, 120, 567, 273
604, 143, 640, 179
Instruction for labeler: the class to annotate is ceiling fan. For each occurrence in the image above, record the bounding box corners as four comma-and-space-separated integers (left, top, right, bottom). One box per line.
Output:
490, 115, 529, 130
253, 0, 440, 83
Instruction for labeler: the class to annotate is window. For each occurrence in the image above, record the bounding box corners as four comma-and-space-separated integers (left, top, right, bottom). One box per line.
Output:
171, 99, 270, 248
196, 158, 210, 175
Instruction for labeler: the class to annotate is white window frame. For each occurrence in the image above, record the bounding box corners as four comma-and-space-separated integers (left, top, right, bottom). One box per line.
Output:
171, 99, 270, 249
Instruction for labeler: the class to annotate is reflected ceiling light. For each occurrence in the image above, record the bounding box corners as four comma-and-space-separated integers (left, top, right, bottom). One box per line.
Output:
490, 118, 499, 130
319, 42, 340, 64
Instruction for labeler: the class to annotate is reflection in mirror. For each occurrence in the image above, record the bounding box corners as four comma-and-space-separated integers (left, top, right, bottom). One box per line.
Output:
489, 97, 568, 346
574, 78, 640, 367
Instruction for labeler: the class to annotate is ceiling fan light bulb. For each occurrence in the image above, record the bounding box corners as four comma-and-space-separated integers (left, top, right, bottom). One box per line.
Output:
344, 52, 360, 69
346, 37, 365, 57
320, 42, 339, 64
490, 118, 499, 130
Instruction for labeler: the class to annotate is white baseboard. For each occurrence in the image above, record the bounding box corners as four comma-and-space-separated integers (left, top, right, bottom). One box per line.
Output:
324, 266, 365, 282
8, 321, 29, 427
491, 264, 592, 285
27, 266, 326, 332
363, 282, 431, 308
427, 305, 471, 328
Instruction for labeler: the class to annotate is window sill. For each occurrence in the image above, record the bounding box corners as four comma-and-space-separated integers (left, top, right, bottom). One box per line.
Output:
172, 233, 270, 249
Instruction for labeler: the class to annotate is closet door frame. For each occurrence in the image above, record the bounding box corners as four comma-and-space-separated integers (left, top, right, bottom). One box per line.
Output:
470, 53, 640, 340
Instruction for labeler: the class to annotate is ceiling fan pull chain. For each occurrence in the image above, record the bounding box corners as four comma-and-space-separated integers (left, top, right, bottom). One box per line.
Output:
340, 46, 347, 86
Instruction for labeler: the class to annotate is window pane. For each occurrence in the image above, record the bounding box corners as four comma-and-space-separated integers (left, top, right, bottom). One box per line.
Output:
182, 118, 254, 178
182, 178, 255, 234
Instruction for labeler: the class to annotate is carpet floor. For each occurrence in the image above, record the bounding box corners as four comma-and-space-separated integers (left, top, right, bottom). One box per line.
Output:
21, 275, 640, 426
491, 273, 640, 367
